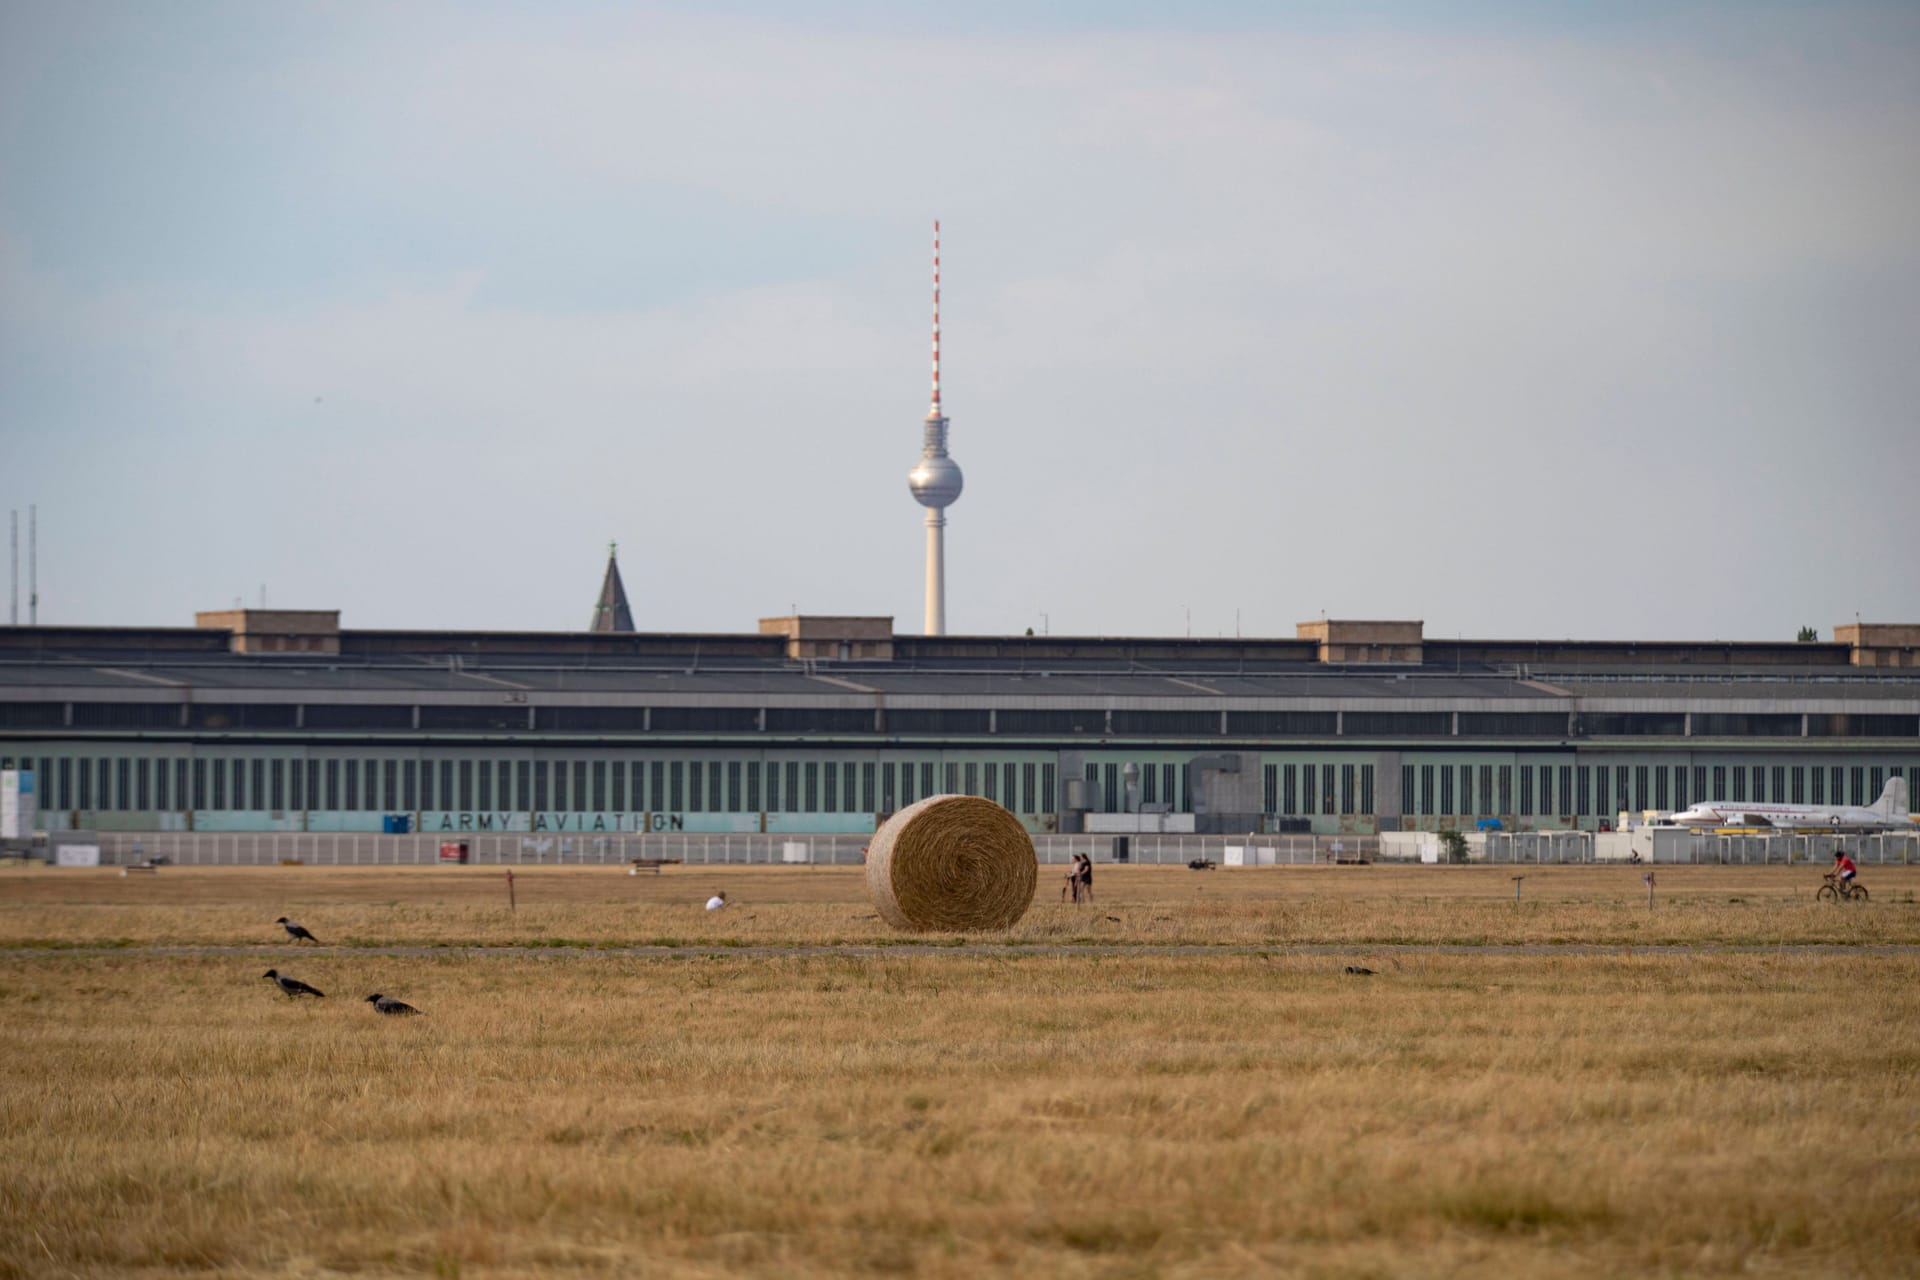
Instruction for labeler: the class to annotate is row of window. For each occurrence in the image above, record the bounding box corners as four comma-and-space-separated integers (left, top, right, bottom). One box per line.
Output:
1255, 763, 1379, 816
8, 751, 1916, 820
1083, 761, 1197, 814
1, 754, 1059, 816
9, 702, 1918, 738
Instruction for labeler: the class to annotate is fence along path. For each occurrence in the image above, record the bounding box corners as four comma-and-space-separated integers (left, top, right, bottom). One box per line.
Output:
59, 829, 1920, 867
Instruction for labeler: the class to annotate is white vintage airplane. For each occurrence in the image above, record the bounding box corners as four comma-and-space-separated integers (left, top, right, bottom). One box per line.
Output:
1667, 776, 1910, 830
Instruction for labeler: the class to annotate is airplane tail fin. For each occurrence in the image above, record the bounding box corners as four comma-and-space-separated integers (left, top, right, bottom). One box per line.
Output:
1871, 776, 1909, 818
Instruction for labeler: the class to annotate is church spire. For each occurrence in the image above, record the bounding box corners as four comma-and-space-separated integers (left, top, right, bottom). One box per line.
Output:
589, 542, 635, 632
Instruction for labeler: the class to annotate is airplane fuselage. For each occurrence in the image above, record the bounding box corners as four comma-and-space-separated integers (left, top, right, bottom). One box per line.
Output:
1667, 804, 1902, 831
1667, 776, 1910, 832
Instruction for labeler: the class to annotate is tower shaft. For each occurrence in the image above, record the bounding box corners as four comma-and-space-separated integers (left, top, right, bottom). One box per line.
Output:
924, 508, 946, 637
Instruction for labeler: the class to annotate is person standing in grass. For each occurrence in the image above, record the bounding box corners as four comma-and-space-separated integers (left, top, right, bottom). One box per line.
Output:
1061, 855, 1085, 904
1077, 853, 1094, 905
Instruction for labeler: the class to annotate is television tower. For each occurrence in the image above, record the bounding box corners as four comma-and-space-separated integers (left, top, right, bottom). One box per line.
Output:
907, 220, 963, 635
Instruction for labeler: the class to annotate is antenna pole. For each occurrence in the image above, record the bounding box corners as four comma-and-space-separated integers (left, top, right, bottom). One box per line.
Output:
8, 510, 15, 626
27, 505, 36, 626
930, 219, 941, 415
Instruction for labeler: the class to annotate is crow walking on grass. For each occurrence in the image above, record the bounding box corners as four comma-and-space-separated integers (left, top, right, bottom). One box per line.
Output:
263, 969, 325, 999
275, 917, 320, 944
364, 994, 422, 1017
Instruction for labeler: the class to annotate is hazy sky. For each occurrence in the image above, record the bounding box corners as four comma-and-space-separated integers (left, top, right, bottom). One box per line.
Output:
3, 2, 1917, 643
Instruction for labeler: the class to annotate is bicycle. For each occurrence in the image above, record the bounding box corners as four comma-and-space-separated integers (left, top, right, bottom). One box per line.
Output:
1815, 871, 1869, 903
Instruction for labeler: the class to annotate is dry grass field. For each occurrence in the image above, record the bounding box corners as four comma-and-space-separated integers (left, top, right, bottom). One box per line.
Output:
3, 861, 1918, 950
3, 863, 1918, 1278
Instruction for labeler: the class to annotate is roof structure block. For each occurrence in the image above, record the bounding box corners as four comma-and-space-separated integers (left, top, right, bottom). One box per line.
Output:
1296, 619, 1425, 665
193, 610, 341, 655
759, 615, 895, 661
1836, 623, 1920, 668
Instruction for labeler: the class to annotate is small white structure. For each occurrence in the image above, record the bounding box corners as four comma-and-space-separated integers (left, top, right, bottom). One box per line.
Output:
781, 841, 811, 864
1084, 813, 1197, 834
1381, 832, 1445, 863
1626, 826, 1702, 863
55, 843, 101, 867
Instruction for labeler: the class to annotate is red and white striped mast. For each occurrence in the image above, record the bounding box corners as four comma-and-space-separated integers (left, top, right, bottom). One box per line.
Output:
907, 219, 964, 636
929, 219, 942, 415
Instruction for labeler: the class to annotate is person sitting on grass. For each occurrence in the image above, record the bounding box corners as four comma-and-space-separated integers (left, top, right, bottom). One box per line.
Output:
705, 890, 729, 911
1833, 850, 1857, 891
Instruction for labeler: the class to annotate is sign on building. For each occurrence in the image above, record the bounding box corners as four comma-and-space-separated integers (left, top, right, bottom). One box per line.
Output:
1, 770, 36, 839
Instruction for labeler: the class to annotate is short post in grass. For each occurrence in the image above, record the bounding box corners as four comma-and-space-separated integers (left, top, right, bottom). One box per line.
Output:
1642, 871, 1655, 910
1511, 875, 1525, 901
506, 869, 516, 913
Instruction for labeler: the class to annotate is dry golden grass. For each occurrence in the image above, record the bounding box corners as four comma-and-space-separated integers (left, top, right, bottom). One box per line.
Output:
2, 865, 1917, 1278
2, 862, 1917, 950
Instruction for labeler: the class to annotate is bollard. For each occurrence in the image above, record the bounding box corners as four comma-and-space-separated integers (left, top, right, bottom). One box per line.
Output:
1643, 871, 1655, 910
506, 869, 516, 913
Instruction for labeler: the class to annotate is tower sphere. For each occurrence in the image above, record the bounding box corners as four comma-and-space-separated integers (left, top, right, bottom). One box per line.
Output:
909, 445, 963, 508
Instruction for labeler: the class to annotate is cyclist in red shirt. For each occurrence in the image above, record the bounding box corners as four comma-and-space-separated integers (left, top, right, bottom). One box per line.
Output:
1833, 850, 1858, 888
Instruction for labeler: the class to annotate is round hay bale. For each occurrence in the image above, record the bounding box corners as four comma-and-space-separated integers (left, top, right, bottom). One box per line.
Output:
866, 794, 1037, 932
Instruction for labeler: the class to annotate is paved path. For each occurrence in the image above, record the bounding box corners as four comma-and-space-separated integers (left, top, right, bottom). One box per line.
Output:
5, 941, 1918, 959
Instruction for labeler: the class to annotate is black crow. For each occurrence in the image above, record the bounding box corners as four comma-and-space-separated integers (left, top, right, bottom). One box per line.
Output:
1344, 965, 1377, 976
263, 969, 325, 998
275, 916, 319, 944
364, 994, 422, 1017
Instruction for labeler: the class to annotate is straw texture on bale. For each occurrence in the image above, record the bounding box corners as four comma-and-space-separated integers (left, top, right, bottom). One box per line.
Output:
866, 794, 1037, 932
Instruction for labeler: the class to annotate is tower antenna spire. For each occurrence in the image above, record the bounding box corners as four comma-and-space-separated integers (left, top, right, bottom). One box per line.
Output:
930, 219, 941, 416
907, 218, 964, 637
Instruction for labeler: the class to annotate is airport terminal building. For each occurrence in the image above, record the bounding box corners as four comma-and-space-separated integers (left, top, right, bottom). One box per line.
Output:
1, 610, 1917, 838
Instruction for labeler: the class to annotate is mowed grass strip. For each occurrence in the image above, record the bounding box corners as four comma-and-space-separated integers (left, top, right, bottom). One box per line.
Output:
2, 946, 1916, 1278
3, 863, 1919, 950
